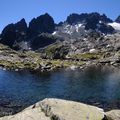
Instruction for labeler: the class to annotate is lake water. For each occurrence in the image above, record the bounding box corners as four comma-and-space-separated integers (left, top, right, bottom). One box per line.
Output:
0, 66, 120, 115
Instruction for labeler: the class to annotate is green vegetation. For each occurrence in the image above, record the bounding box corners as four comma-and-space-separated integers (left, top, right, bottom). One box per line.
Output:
69, 53, 103, 60
0, 43, 115, 71
50, 59, 85, 68
44, 43, 70, 59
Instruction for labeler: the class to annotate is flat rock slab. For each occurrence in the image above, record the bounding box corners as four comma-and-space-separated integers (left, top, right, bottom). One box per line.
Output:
106, 110, 120, 120
0, 105, 50, 120
0, 98, 105, 120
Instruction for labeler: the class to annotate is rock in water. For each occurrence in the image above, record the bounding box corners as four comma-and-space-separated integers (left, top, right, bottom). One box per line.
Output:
0, 98, 105, 120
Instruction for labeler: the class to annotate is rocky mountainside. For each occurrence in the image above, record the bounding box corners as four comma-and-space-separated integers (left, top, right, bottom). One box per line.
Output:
0, 13, 56, 50
115, 15, 120, 23
0, 12, 120, 58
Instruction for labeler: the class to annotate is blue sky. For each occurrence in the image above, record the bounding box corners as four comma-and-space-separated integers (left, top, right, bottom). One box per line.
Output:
0, 0, 120, 31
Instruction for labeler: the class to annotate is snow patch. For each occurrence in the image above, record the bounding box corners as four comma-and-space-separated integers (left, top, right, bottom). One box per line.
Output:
108, 22, 120, 31
52, 31, 57, 35
75, 24, 83, 32
89, 49, 97, 53
63, 23, 83, 34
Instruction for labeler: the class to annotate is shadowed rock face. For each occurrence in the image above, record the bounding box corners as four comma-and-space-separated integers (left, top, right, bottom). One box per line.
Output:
1, 24, 16, 47
115, 16, 120, 23
84, 14, 114, 34
0, 14, 56, 50
0, 19, 27, 48
66, 12, 114, 34
30, 33, 57, 50
66, 12, 113, 25
66, 13, 88, 24
98, 23, 115, 34
85, 14, 100, 30
28, 13, 55, 36
0, 98, 105, 120
15, 18, 27, 32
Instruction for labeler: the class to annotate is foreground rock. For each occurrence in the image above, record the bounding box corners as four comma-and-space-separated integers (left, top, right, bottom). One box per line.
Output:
105, 110, 120, 120
0, 98, 105, 120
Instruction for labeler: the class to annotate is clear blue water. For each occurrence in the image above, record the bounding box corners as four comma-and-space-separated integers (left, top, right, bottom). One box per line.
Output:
0, 66, 120, 115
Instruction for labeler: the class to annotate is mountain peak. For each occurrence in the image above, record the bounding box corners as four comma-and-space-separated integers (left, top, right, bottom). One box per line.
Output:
15, 18, 27, 32
115, 16, 120, 23
29, 13, 55, 35
66, 12, 113, 25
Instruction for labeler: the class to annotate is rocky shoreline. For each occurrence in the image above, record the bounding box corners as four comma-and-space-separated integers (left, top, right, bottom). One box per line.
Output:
0, 98, 119, 120
0, 43, 120, 73
0, 57, 120, 74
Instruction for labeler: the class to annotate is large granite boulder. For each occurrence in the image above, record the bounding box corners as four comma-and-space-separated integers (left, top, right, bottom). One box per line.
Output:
0, 104, 50, 120
105, 110, 120, 120
0, 98, 105, 120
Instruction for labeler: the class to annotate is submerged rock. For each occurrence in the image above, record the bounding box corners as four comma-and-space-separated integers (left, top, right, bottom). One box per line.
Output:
0, 98, 105, 120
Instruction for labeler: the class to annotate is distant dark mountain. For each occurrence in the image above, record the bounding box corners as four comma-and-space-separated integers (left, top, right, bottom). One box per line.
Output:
0, 18, 27, 48
0, 13, 56, 50
30, 33, 57, 50
66, 12, 113, 25
0, 12, 119, 51
15, 18, 27, 32
115, 16, 120, 23
66, 13, 88, 24
1, 23, 16, 47
65, 13, 114, 34
28, 13, 55, 37
85, 13, 100, 30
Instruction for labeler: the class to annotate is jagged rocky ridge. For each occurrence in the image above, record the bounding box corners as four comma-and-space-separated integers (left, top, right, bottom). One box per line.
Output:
0, 12, 120, 59
0, 13, 56, 50
1, 13, 120, 120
